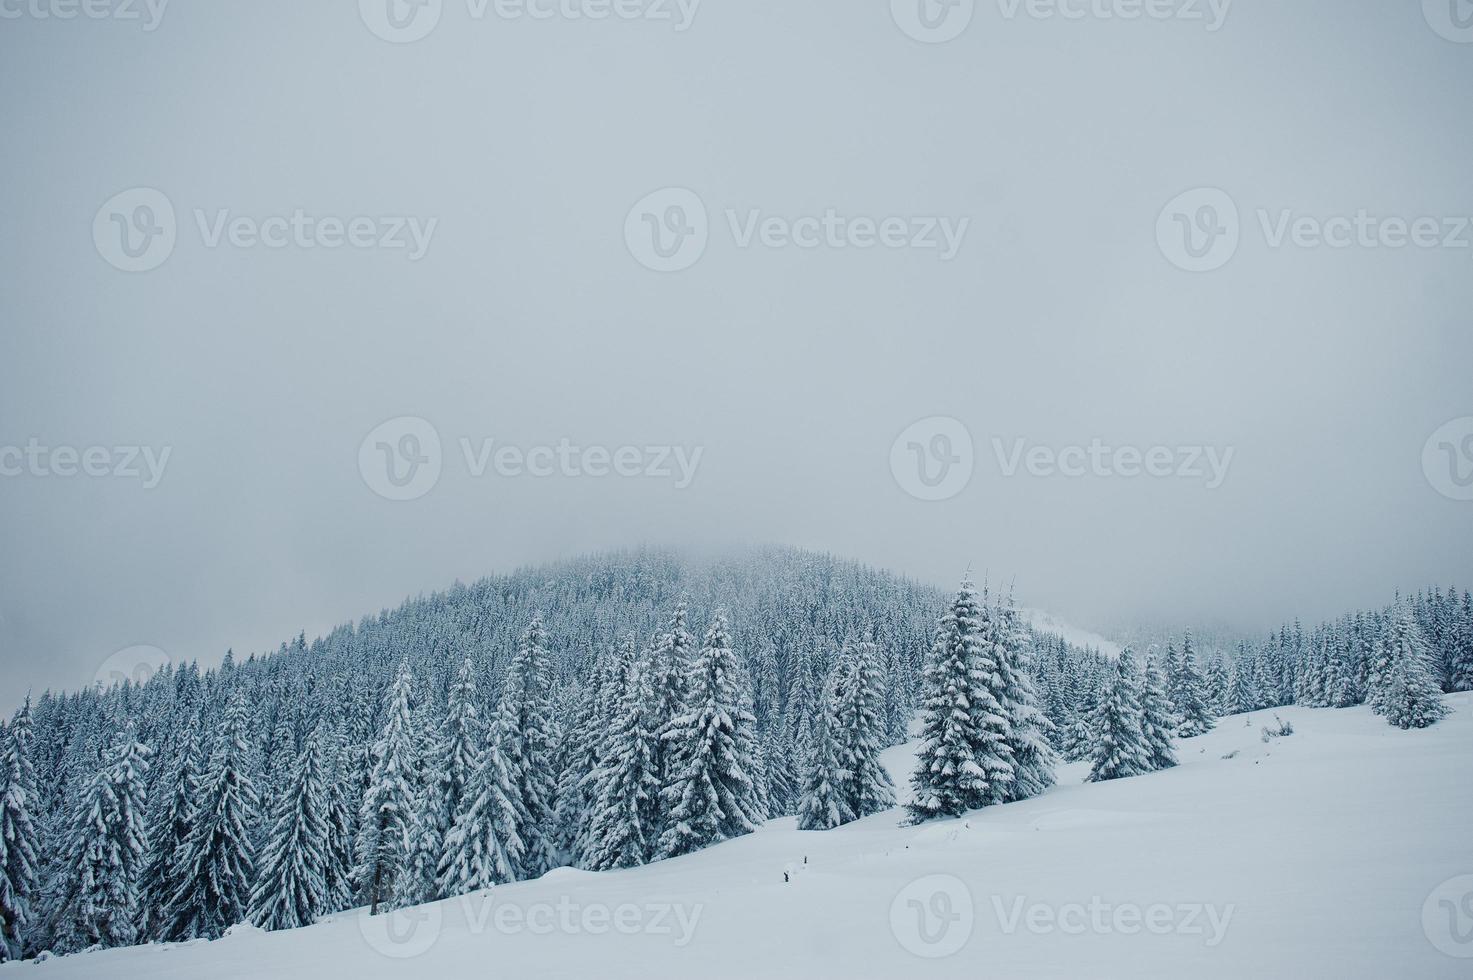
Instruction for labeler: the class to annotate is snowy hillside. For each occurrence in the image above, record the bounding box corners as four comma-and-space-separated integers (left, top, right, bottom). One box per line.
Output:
22, 694, 1472, 980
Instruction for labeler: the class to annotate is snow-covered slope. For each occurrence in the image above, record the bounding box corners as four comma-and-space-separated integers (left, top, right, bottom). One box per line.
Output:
18, 696, 1473, 979
1018, 606, 1123, 657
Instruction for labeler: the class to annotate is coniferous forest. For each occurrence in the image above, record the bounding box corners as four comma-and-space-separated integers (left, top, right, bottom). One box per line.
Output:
0, 547, 1467, 961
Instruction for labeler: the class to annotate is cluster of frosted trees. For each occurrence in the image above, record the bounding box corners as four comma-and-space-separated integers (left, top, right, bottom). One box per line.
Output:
0, 548, 1463, 962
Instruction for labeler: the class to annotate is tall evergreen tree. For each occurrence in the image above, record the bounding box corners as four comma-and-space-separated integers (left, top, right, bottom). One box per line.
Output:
830, 638, 897, 820
1140, 658, 1179, 771
987, 598, 1058, 803
584, 637, 661, 870
907, 579, 1014, 822
1087, 650, 1152, 783
166, 692, 257, 940
354, 664, 420, 915
141, 717, 201, 941
1372, 606, 1449, 730
1168, 635, 1216, 737
795, 675, 851, 831
497, 617, 559, 877
0, 702, 41, 961
52, 728, 151, 952
655, 612, 765, 859
437, 704, 527, 894
249, 725, 330, 931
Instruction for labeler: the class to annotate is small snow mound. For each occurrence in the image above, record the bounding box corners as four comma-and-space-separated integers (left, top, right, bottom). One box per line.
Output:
537, 866, 598, 883
220, 922, 263, 940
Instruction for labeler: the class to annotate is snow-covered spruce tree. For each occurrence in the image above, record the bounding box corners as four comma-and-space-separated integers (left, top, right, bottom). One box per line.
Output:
646, 604, 696, 837
354, 663, 421, 915
416, 655, 481, 902
52, 728, 151, 953
551, 650, 608, 866
1373, 606, 1449, 730
762, 725, 800, 818
655, 612, 765, 859
795, 674, 852, 831
249, 723, 330, 931
584, 636, 662, 870
141, 718, 201, 941
496, 617, 559, 877
987, 598, 1057, 804
1450, 591, 1473, 693
1087, 650, 1152, 783
1203, 656, 1230, 716
907, 579, 1015, 822
830, 638, 896, 820
166, 691, 258, 940
0, 701, 41, 961
390, 701, 441, 910
1168, 635, 1216, 737
436, 701, 527, 894
1139, 658, 1179, 771
1059, 713, 1094, 763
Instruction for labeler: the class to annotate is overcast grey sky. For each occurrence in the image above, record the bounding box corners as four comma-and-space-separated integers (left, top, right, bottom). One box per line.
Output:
2, 0, 1471, 712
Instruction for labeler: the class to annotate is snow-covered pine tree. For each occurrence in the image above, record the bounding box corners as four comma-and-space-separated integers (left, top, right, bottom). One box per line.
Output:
1373, 605, 1449, 730
51, 727, 151, 952
141, 717, 201, 941
762, 725, 800, 817
830, 638, 896, 820
1203, 656, 1230, 716
987, 597, 1057, 804
1087, 650, 1152, 783
416, 655, 481, 902
1168, 634, 1215, 737
1139, 657, 1179, 771
390, 699, 441, 911
1450, 591, 1473, 693
646, 604, 696, 838
354, 663, 421, 915
436, 700, 527, 894
584, 636, 661, 870
497, 617, 559, 877
906, 579, 1014, 822
551, 650, 608, 867
0, 701, 40, 961
655, 612, 765, 859
248, 723, 330, 931
166, 691, 258, 940
795, 674, 851, 831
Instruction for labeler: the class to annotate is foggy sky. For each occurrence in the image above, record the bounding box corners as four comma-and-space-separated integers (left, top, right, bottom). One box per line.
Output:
2, 0, 1471, 713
